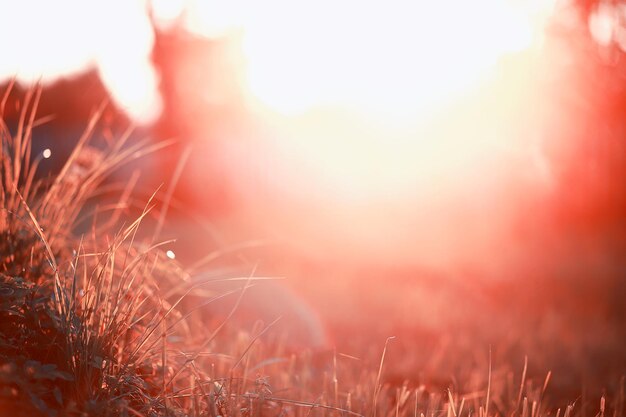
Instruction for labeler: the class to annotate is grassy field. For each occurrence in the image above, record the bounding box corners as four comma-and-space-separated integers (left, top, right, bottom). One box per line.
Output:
0, 84, 624, 417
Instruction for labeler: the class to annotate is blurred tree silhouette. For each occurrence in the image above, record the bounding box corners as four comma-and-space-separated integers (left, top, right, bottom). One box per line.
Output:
543, 0, 626, 331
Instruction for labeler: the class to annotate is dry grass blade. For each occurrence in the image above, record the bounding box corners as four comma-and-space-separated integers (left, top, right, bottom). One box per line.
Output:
0, 77, 15, 117
188, 239, 273, 274
162, 268, 258, 392
243, 393, 366, 417
373, 336, 396, 417
14, 187, 66, 317
517, 356, 528, 413
485, 347, 492, 417
230, 316, 283, 372
449, 389, 458, 417
152, 144, 192, 243
39, 100, 107, 211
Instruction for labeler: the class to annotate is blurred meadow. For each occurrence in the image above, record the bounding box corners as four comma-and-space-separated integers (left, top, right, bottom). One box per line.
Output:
0, 0, 625, 416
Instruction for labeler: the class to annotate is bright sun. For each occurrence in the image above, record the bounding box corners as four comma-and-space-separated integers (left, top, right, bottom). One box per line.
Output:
181, 0, 555, 119
179, 0, 564, 268
239, 0, 541, 118
176, 0, 560, 210
0, 0, 564, 267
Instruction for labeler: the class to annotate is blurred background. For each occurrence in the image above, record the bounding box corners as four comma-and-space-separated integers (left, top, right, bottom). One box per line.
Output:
1, 0, 625, 396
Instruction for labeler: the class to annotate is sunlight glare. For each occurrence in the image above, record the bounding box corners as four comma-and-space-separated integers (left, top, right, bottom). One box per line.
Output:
181, 0, 563, 270
240, 0, 540, 118
178, 0, 555, 118
0, 0, 160, 124
182, 0, 559, 208
588, 2, 626, 51
151, 0, 185, 30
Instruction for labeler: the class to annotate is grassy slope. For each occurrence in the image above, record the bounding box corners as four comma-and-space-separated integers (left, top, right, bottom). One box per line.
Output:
0, 83, 624, 417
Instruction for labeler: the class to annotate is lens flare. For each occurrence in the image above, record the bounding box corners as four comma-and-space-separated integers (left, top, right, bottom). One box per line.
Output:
172, 0, 562, 270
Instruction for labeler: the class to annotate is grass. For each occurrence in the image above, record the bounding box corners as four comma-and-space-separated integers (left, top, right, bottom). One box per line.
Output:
0, 83, 624, 417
